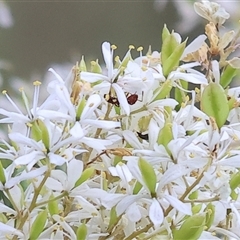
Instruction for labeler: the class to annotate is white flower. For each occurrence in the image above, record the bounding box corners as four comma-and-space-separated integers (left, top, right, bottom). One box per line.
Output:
81, 42, 148, 115
194, 0, 230, 26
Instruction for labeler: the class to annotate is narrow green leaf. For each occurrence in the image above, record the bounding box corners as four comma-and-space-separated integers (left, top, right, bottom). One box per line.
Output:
31, 120, 42, 142
74, 167, 95, 188
152, 79, 172, 101
36, 119, 50, 151
161, 24, 170, 45
133, 180, 143, 195
138, 158, 156, 196
220, 64, 237, 88
230, 190, 238, 200
0, 161, 6, 184
163, 40, 187, 77
162, 34, 178, 64
108, 206, 119, 230
230, 171, 240, 190
76, 97, 86, 121
201, 82, 229, 128
29, 210, 48, 240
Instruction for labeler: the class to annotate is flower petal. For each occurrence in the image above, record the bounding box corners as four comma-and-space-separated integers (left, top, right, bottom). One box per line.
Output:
112, 83, 130, 116
149, 198, 164, 226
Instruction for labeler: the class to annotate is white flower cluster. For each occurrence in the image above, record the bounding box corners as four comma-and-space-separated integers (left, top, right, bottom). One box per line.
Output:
0, 1, 240, 239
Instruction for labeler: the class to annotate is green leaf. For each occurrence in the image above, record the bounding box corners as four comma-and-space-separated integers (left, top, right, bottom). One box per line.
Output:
74, 167, 95, 188
157, 123, 173, 155
152, 79, 172, 101
172, 214, 205, 240
163, 40, 187, 77
138, 158, 156, 196
108, 206, 119, 230
76, 97, 86, 121
230, 190, 238, 200
36, 119, 50, 151
205, 203, 215, 230
230, 171, 240, 190
76, 223, 87, 240
220, 64, 237, 88
201, 82, 229, 128
48, 194, 59, 216
113, 155, 122, 166
133, 180, 143, 195
31, 120, 42, 142
161, 24, 170, 46
29, 210, 48, 240
0, 161, 6, 184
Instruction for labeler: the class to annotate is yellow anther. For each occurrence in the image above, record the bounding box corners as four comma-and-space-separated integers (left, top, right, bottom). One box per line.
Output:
111, 44, 117, 50
89, 103, 94, 107
118, 161, 124, 166
129, 45, 135, 50
19, 87, 24, 92
115, 56, 120, 62
92, 212, 98, 216
189, 152, 195, 158
2, 90, 7, 94
195, 87, 200, 93
33, 80, 41, 86
137, 46, 143, 51
181, 102, 186, 108
26, 122, 33, 127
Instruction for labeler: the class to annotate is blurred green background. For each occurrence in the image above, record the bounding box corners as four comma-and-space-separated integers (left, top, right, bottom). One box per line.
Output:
1, 0, 200, 84
1, 0, 239, 88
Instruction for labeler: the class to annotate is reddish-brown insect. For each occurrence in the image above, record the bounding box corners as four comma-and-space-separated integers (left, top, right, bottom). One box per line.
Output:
126, 93, 138, 105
